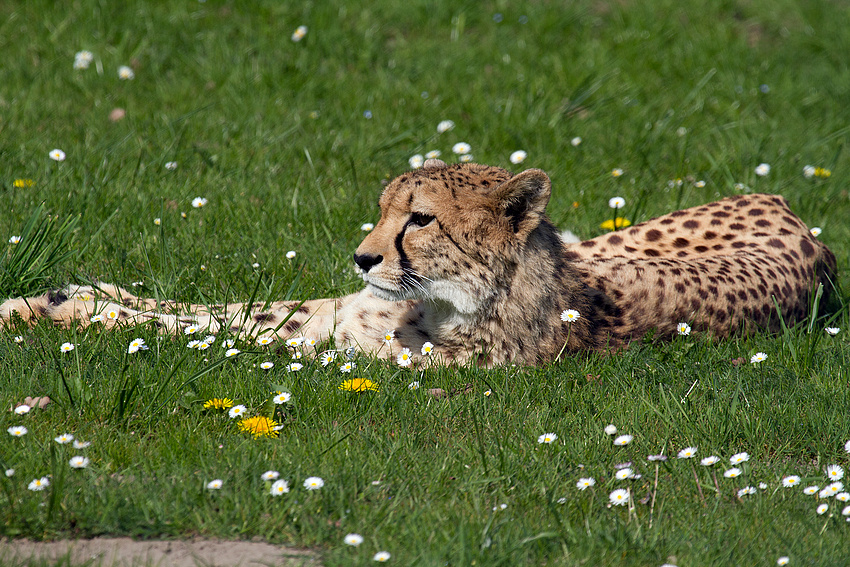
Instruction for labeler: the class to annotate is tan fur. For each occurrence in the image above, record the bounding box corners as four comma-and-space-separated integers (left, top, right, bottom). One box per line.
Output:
1, 161, 836, 367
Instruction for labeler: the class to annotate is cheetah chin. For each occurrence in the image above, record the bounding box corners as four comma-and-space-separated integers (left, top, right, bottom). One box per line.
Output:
1, 158, 836, 367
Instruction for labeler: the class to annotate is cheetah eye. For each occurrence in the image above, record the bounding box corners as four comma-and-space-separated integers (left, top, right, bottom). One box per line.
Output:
409, 212, 435, 227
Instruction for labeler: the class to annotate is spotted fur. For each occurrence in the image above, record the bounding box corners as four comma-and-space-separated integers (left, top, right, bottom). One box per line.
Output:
1, 160, 836, 367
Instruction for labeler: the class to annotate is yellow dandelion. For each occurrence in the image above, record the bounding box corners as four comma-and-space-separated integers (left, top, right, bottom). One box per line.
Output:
339, 378, 379, 392
238, 416, 280, 439
203, 398, 234, 410
815, 167, 831, 178
600, 217, 632, 230
13, 179, 35, 188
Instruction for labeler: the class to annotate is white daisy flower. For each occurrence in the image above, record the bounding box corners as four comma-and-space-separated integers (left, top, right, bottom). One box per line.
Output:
677, 447, 698, 459
452, 142, 471, 155
825, 327, 840, 336
611, 169, 624, 178
261, 470, 280, 481
73, 440, 91, 449
750, 352, 767, 364
425, 150, 442, 159
677, 322, 691, 336
737, 486, 756, 497
383, 329, 395, 344
576, 477, 596, 490
9, 235, 21, 244
256, 336, 275, 346
510, 150, 527, 164
60, 342, 75, 353
609, 488, 629, 506
7, 426, 28, 437
570, 137, 582, 146
437, 120, 455, 133
817, 503, 829, 515
803, 486, 819, 495
459, 153, 473, 162
407, 381, 420, 390
373, 551, 391, 562
538, 432, 558, 444
165, 161, 178, 170
615, 468, 634, 480
409, 154, 424, 169
560, 309, 580, 323
90, 314, 105, 323
260, 361, 274, 370
28, 477, 50, 491
361, 223, 375, 231
14, 405, 31, 415
49, 149, 66, 162
286, 250, 296, 259
291, 25, 308, 42
320, 351, 337, 366
421, 341, 434, 356
270, 479, 290, 495
613, 434, 633, 446
397, 348, 413, 367
608, 196, 625, 208
755, 163, 771, 176
225, 348, 240, 358
69, 456, 89, 469
55, 433, 74, 445
127, 338, 148, 354
826, 464, 844, 481
782, 476, 801, 488
303, 476, 324, 490
273, 392, 291, 404
724, 468, 742, 478
191, 197, 208, 208
344, 533, 364, 546
118, 65, 135, 80
604, 424, 617, 435
339, 362, 355, 373
288, 362, 303, 372
730, 452, 750, 464
228, 405, 247, 418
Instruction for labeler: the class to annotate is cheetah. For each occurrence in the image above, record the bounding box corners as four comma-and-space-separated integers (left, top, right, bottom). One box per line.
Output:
1, 159, 836, 367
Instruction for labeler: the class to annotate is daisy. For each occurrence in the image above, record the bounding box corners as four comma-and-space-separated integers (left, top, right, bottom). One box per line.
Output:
228, 405, 247, 418
373, 551, 391, 562
344, 533, 364, 546
510, 150, 527, 164
750, 352, 767, 364
286, 250, 296, 259
69, 456, 90, 468
28, 477, 50, 491
724, 468, 742, 478
361, 223, 375, 231
836, 492, 850, 502
803, 486, 819, 495
256, 336, 275, 346
604, 424, 617, 435
303, 476, 324, 490
677, 447, 698, 459
270, 479, 290, 495
165, 161, 177, 170
73, 440, 91, 449
339, 362, 356, 373
560, 309, 580, 322
7, 426, 27, 437
55, 433, 74, 445
409, 154, 424, 169
106, 309, 119, 320
846, 439, 850, 453
437, 120, 455, 133
755, 163, 771, 176
288, 363, 303, 372
615, 468, 634, 480
737, 486, 756, 497
677, 322, 691, 336
14, 405, 31, 415
49, 149, 66, 161
408, 381, 420, 390
825, 482, 844, 494
5, 469, 14, 477
421, 342, 434, 356
339, 378, 377, 392
825, 327, 840, 336
273, 392, 291, 404
570, 137, 582, 146
452, 142, 471, 155
609, 488, 629, 506
383, 329, 395, 344
803, 165, 816, 178
826, 465, 844, 481
730, 452, 750, 465
260, 361, 274, 370
117, 65, 135, 80
225, 348, 240, 358
13, 335, 23, 343
576, 477, 596, 490
183, 325, 199, 335
613, 434, 633, 446
291, 25, 308, 42
459, 154, 473, 163
153, 218, 161, 226
777, 556, 790, 565
320, 351, 337, 366
127, 338, 148, 354
187, 340, 200, 349
538, 432, 558, 444
843, 506, 850, 516
484, 389, 492, 397
759, 483, 768, 490
286, 337, 305, 348
74, 50, 93, 69
90, 314, 105, 323
425, 150, 442, 159
695, 180, 706, 188
397, 348, 413, 367
647, 454, 668, 462
60, 342, 75, 353
8, 235, 21, 244
782, 476, 801, 488
191, 197, 208, 208
261, 470, 280, 481
817, 503, 829, 515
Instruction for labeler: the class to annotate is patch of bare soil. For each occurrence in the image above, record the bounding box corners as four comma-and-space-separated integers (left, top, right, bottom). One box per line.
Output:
0, 537, 320, 567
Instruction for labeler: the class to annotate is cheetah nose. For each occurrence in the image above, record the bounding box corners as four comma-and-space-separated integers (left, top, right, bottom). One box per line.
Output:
353, 253, 383, 272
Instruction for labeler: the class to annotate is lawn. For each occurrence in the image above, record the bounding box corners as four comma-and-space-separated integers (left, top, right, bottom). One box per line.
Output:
2, 0, 850, 565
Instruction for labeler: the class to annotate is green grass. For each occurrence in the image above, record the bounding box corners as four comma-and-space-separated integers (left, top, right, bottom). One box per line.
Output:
2, 0, 850, 565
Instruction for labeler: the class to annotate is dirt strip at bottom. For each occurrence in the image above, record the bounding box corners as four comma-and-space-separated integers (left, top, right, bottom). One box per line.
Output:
0, 537, 320, 567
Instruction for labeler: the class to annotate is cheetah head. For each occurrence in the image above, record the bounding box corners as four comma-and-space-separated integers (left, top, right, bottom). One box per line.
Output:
354, 159, 554, 316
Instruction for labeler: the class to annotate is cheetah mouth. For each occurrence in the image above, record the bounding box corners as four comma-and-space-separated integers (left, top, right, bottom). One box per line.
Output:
365, 282, 412, 302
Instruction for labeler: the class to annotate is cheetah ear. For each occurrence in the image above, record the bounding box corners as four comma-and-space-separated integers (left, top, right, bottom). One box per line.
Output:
492, 169, 551, 237
423, 158, 446, 169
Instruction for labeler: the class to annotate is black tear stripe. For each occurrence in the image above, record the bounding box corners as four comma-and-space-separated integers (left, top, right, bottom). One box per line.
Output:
395, 222, 416, 290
